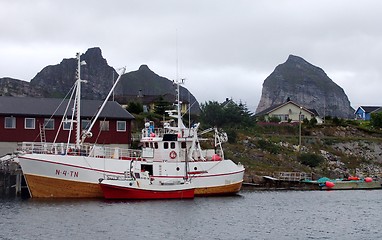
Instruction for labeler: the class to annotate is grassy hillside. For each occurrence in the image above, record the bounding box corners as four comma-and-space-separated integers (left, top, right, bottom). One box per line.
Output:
222, 121, 382, 182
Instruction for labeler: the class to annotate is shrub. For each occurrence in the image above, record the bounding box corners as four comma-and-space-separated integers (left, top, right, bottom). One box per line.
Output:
268, 116, 281, 123
226, 129, 237, 144
371, 112, 382, 128
257, 139, 280, 154
332, 117, 345, 126
297, 153, 324, 168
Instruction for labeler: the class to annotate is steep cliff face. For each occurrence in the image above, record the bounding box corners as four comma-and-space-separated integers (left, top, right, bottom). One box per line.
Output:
256, 55, 354, 118
0, 77, 46, 97
117, 65, 201, 113
30, 47, 117, 99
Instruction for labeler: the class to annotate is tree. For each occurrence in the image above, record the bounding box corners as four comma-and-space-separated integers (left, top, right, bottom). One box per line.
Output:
370, 112, 382, 128
200, 101, 225, 127
154, 96, 172, 116
200, 100, 254, 129
126, 101, 143, 114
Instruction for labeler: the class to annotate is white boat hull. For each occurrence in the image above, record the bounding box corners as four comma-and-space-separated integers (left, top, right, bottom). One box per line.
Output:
19, 154, 244, 198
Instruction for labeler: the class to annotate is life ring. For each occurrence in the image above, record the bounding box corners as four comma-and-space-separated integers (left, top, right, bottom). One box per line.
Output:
169, 151, 177, 159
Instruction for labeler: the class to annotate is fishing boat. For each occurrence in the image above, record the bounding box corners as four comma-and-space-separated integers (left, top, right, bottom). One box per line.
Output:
17, 52, 245, 198
99, 166, 194, 200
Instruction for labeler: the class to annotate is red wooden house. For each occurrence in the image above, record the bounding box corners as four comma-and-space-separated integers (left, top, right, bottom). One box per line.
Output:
0, 96, 134, 155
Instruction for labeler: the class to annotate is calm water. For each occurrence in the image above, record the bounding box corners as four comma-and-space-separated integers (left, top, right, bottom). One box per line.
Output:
1, 189, 382, 240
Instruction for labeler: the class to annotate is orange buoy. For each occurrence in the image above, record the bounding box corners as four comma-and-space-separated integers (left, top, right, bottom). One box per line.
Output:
348, 176, 359, 181
364, 177, 373, 182
325, 181, 335, 188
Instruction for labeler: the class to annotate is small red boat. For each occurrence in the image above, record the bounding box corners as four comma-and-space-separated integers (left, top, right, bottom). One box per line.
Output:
99, 171, 194, 200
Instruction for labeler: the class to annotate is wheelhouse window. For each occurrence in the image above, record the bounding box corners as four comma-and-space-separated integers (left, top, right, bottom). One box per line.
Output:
100, 120, 109, 131
164, 142, 169, 149
5, 117, 16, 129
44, 119, 55, 130
25, 118, 35, 129
117, 121, 126, 132
170, 142, 176, 149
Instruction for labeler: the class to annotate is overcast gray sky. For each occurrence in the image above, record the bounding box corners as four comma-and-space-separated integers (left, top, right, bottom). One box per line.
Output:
1, 0, 382, 112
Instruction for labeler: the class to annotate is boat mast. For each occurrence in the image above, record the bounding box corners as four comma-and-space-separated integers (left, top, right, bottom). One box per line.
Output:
81, 67, 126, 144
75, 53, 81, 149
176, 79, 181, 130
74, 53, 87, 149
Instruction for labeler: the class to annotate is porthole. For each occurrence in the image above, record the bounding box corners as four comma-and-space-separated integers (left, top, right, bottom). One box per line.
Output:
176, 167, 180, 171
194, 167, 197, 170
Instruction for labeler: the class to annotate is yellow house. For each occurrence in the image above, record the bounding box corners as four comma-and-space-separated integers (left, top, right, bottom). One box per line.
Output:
256, 101, 323, 124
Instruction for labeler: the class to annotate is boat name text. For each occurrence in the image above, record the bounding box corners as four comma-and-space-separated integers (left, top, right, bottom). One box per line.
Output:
55, 169, 79, 178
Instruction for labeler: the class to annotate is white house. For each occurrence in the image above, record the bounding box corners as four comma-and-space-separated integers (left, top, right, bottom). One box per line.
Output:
255, 101, 323, 124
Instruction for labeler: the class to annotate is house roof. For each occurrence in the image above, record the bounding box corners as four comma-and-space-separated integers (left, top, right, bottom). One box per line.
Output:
356, 106, 382, 114
0, 96, 134, 120
221, 98, 235, 108
255, 101, 318, 117
307, 108, 319, 116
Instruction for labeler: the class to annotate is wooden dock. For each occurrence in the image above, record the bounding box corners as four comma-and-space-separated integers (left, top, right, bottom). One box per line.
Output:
243, 172, 319, 190
0, 155, 27, 198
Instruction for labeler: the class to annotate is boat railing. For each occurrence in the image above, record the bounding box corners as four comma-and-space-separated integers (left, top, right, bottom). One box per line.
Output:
18, 142, 143, 160
89, 146, 142, 160
191, 149, 224, 161
141, 127, 196, 139
277, 172, 312, 181
18, 142, 85, 155
141, 128, 167, 138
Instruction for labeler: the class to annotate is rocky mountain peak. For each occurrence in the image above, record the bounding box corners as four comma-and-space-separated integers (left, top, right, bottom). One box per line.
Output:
0, 47, 200, 114
138, 64, 150, 71
82, 47, 108, 66
30, 48, 117, 100
256, 55, 354, 118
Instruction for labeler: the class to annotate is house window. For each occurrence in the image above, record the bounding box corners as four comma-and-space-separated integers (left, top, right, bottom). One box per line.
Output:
81, 120, 91, 130
25, 118, 35, 129
274, 114, 289, 121
63, 121, 73, 130
5, 117, 16, 129
44, 119, 55, 130
100, 120, 109, 131
300, 114, 305, 121
117, 121, 126, 132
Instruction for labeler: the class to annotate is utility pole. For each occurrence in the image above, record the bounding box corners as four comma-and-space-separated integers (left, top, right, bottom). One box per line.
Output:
299, 106, 302, 151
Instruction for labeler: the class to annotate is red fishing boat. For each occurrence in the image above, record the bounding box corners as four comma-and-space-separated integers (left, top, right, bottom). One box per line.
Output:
99, 170, 194, 200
